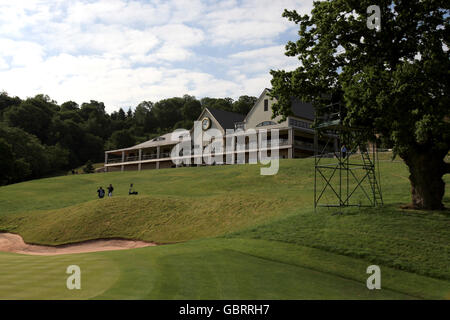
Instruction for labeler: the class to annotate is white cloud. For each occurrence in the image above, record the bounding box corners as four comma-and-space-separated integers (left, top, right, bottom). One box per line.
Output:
200, 0, 313, 45
0, 0, 314, 111
0, 38, 45, 67
64, 0, 171, 27
228, 45, 298, 74
0, 57, 9, 70
230, 45, 286, 59
42, 23, 160, 57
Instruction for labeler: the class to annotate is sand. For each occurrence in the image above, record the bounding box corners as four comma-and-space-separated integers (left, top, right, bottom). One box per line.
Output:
0, 232, 156, 256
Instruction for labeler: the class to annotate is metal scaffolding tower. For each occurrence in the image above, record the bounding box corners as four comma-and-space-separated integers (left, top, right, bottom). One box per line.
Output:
314, 103, 383, 210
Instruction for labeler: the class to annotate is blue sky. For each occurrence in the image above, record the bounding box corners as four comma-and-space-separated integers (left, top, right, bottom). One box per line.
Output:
0, 0, 314, 112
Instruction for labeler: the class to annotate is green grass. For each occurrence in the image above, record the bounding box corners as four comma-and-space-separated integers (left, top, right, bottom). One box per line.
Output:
228, 206, 450, 280
0, 195, 287, 245
0, 157, 449, 299
2, 239, 448, 300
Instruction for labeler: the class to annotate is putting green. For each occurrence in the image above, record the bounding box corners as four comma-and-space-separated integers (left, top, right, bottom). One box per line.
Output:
1, 238, 448, 299
0, 251, 119, 299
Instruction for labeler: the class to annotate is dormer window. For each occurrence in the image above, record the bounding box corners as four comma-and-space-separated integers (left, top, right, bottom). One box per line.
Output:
264, 99, 268, 111
152, 136, 166, 142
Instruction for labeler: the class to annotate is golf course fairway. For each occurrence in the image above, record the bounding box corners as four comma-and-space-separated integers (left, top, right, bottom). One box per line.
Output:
0, 157, 449, 299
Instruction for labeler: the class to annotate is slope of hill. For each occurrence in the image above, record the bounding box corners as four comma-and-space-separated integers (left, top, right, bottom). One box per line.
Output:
0, 158, 449, 299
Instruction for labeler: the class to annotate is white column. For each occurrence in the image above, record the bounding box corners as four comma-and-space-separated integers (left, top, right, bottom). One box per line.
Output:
156, 146, 160, 169
288, 128, 293, 159
138, 149, 142, 171
104, 152, 108, 173
121, 151, 125, 172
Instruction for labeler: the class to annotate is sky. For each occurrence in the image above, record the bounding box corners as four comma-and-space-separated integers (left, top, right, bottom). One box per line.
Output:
0, 0, 314, 113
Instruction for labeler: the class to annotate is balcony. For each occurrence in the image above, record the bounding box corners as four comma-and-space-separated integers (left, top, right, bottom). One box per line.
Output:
294, 140, 314, 151
142, 153, 158, 160
106, 139, 292, 165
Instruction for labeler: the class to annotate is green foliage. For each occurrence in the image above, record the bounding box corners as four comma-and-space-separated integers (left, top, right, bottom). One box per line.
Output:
201, 97, 234, 112
83, 160, 95, 174
0, 91, 21, 118
0, 138, 14, 184
46, 144, 69, 170
107, 129, 136, 150
270, 0, 450, 208
0, 125, 51, 182
4, 96, 57, 144
60, 101, 79, 112
232, 95, 257, 114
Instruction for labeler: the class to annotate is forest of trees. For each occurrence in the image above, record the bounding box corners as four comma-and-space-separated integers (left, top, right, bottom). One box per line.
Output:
0, 92, 256, 186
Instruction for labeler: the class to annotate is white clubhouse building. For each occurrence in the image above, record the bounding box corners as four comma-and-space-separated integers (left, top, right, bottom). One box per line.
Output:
104, 88, 334, 172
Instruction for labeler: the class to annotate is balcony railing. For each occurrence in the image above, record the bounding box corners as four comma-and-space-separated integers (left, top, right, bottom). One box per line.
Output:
106, 139, 292, 164
142, 154, 158, 160
294, 140, 314, 151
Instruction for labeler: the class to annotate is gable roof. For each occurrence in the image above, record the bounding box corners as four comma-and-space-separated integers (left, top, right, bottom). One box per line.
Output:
243, 88, 271, 123
207, 108, 245, 130
245, 88, 315, 122
106, 131, 187, 153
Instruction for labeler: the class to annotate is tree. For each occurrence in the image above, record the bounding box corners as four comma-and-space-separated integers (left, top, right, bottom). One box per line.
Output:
107, 129, 136, 150
270, 0, 449, 210
46, 144, 70, 171
0, 92, 21, 118
152, 98, 184, 131
232, 95, 257, 114
79, 133, 104, 163
134, 101, 156, 133
118, 108, 126, 121
60, 101, 79, 112
0, 138, 14, 185
182, 97, 202, 121
83, 160, 95, 174
4, 95, 57, 144
201, 97, 234, 112
80, 100, 111, 140
0, 125, 50, 181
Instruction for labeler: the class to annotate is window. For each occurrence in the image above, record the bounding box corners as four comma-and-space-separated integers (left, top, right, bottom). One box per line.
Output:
289, 118, 311, 129
256, 121, 276, 127
264, 99, 268, 111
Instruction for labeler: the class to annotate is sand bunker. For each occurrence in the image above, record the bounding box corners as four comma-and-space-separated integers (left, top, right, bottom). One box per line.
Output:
0, 232, 156, 256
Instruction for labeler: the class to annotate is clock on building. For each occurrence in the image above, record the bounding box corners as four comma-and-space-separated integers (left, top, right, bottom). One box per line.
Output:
202, 117, 211, 130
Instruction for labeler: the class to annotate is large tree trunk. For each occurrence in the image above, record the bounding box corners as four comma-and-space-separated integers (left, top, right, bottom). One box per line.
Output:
402, 151, 449, 210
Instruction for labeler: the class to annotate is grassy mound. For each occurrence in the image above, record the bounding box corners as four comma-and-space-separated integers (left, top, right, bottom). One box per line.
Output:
0, 194, 285, 245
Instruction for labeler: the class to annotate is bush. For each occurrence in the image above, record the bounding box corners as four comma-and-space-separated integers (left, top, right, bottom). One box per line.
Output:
83, 160, 95, 174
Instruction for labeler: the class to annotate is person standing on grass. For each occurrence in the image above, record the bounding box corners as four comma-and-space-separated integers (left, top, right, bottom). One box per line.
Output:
341, 144, 347, 159
97, 187, 105, 199
107, 184, 114, 197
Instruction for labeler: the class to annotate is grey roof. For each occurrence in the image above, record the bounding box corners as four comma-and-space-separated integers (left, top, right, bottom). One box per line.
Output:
291, 99, 315, 121
208, 108, 245, 130
106, 130, 189, 153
